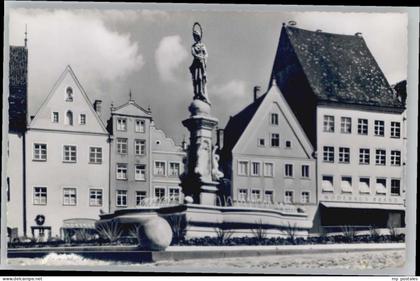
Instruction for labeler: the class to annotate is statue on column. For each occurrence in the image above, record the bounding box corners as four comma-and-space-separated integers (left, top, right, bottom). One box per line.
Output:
189, 22, 210, 104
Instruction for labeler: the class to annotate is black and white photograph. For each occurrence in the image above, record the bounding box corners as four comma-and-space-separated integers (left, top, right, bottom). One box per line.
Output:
1, 2, 418, 276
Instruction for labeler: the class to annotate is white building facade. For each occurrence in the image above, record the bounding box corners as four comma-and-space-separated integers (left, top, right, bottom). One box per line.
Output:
108, 98, 186, 211
24, 66, 109, 238
317, 105, 406, 227
221, 85, 317, 215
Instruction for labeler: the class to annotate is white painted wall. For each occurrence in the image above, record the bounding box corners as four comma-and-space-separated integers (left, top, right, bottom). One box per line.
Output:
6, 133, 24, 236
25, 129, 109, 237
317, 105, 405, 206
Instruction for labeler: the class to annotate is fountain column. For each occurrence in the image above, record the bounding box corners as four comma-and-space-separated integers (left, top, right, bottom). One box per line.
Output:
180, 22, 223, 205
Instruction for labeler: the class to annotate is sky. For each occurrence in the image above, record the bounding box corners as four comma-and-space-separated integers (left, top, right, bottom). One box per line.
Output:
7, 5, 408, 144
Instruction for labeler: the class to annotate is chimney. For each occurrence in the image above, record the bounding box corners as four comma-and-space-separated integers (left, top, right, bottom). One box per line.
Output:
217, 128, 224, 150
253, 86, 261, 102
93, 100, 102, 116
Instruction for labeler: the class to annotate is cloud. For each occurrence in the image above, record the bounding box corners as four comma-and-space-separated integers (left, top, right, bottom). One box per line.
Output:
8, 8, 145, 107
211, 79, 247, 99
155, 35, 188, 82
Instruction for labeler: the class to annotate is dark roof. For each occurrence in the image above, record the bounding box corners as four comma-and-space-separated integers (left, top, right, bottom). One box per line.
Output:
278, 26, 404, 109
9, 46, 28, 132
9, 46, 28, 87
221, 93, 267, 156
392, 80, 407, 105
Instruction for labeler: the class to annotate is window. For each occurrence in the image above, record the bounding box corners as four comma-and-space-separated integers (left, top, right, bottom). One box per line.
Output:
301, 165, 309, 178
359, 148, 370, 165
285, 191, 293, 204
374, 120, 385, 136
135, 119, 145, 133
263, 163, 274, 177
169, 162, 180, 177
63, 188, 77, 206
116, 118, 127, 131
33, 187, 47, 205
323, 115, 334, 132
339, 147, 350, 163
323, 146, 334, 162
390, 150, 401, 166
116, 163, 128, 180
66, 111, 73, 126
135, 139, 146, 156
238, 189, 248, 202
251, 162, 261, 176
285, 164, 293, 177
340, 117, 352, 134
359, 177, 370, 194
285, 140, 292, 148
271, 133, 280, 147
391, 179, 401, 196
271, 113, 279, 125
322, 175, 334, 192
168, 187, 180, 200
358, 119, 368, 135
376, 178, 387, 194
390, 122, 401, 138
52, 112, 59, 123
250, 189, 261, 202
79, 114, 86, 125
136, 191, 147, 206
154, 187, 166, 199
154, 161, 166, 176
63, 145, 77, 162
89, 147, 102, 164
238, 161, 248, 176
341, 176, 352, 193
301, 192, 310, 203
264, 190, 274, 203
117, 138, 128, 154
375, 149, 386, 165
66, 87, 73, 101
135, 164, 146, 181
258, 138, 265, 147
33, 143, 47, 161
116, 190, 127, 207
89, 189, 103, 206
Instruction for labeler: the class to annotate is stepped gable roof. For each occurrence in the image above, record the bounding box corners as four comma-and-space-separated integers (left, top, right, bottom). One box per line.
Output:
222, 93, 267, 155
276, 26, 404, 109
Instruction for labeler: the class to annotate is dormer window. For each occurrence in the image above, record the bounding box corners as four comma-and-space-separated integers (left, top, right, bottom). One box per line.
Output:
52, 112, 59, 123
66, 87, 73, 102
80, 114, 86, 125
66, 110, 73, 126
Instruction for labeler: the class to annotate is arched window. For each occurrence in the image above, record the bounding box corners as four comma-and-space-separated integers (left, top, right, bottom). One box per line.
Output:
66, 87, 73, 102
66, 111, 73, 126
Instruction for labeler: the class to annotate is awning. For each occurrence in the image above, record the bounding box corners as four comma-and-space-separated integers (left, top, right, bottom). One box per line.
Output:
340, 180, 353, 193
62, 218, 97, 229
321, 202, 405, 211
322, 180, 334, 192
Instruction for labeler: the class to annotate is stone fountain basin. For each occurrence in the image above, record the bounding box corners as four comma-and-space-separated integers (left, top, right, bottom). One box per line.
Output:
99, 204, 314, 239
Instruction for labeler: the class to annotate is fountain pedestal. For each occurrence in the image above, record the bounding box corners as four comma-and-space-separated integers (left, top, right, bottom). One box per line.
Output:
181, 99, 222, 205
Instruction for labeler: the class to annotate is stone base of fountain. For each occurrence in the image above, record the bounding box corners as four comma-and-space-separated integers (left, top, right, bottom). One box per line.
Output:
98, 203, 316, 245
